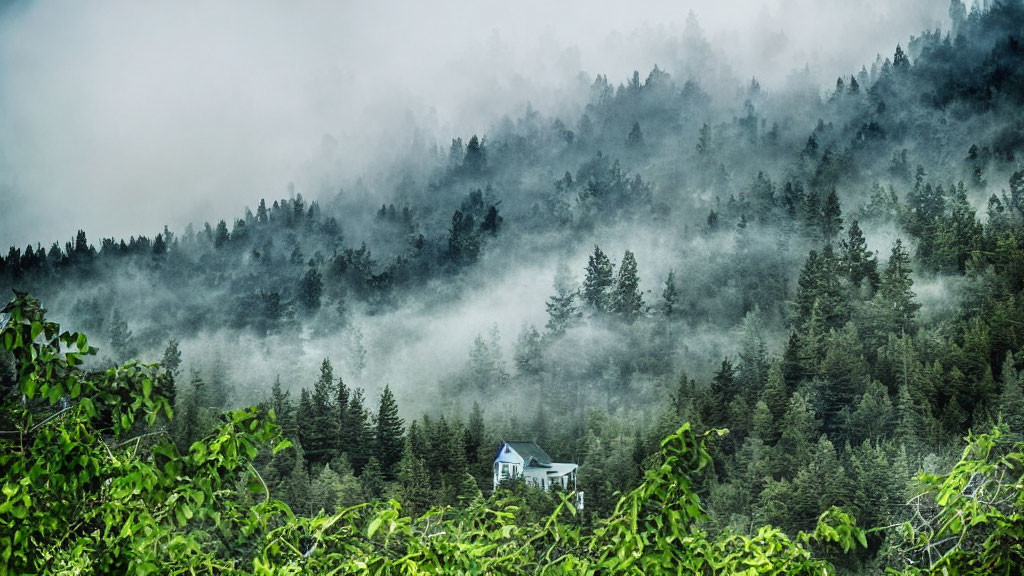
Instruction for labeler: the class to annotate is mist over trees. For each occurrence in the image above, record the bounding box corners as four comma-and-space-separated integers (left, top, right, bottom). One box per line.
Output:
4, 1, 1024, 573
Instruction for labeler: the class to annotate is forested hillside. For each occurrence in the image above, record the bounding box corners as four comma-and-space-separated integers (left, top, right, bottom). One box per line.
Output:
4, 1, 1024, 573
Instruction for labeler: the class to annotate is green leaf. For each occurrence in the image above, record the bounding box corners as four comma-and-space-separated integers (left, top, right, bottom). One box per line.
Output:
368, 517, 383, 538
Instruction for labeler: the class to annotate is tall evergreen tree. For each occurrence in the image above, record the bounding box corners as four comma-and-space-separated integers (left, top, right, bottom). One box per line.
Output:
299, 266, 324, 311
177, 367, 205, 448
374, 385, 405, 481
270, 375, 298, 441
820, 187, 844, 240
662, 270, 679, 317
999, 355, 1024, 433
306, 359, 338, 467
344, 388, 372, 475
161, 339, 182, 380
334, 375, 351, 455
612, 250, 644, 320
840, 220, 879, 293
879, 239, 920, 333
297, 388, 314, 466
464, 402, 489, 486
545, 262, 580, 335
582, 245, 615, 313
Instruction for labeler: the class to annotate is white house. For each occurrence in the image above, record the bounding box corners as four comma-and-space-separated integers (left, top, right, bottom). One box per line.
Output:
493, 441, 578, 493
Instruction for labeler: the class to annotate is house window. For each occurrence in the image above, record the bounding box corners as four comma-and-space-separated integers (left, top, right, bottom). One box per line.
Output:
540, 479, 545, 490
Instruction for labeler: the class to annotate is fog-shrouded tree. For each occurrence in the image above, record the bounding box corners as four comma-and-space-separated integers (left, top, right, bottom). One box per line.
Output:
661, 270, 678, 317
582, 245, 615, 314
612, 250, 644, 321
545, 262, 580, 335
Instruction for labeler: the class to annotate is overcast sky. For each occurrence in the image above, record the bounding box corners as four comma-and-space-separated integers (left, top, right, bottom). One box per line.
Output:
0, 0, 949, 250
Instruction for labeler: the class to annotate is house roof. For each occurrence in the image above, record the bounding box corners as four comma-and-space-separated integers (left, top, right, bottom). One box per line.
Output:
501, 441, 554, 468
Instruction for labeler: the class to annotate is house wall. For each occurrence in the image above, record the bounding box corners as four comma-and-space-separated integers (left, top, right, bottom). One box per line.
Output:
493, 445, 525, 489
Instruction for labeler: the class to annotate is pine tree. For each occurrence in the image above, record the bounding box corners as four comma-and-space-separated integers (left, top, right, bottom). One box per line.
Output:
817, 322, 870, 440
270, 375, 298, 440
706, 359, 737, 425
256, 198, 269, 224
360, 457, 385, 501
820, 187, 843, 240
177, 368, 204, 448
214, 220, 229, 248
281, 442, 312, 515
513, 324, 543, 377
161, 339, 182, 379
299, 266, 323, 311
760, 361, 788, 443
772, 392, 819, 480
840, 220, 879, 294
108, 308, 136, 362
696, 123, 711, 155
392, 440, 432, 515
661, 270, 679, 317
344, 388, 372, 474
626, 121, 644, 148
463, 135, 486, 174
582, 245, 615, 313
545, 262, 580, 335
310, 464, 343, 514
464, 402, 488, 486
306, 359, 337, 467
374, 385, 405, 481
297, 388, 314, 467
334, 375, 350, 455
206, 356, 231, 410
879, 239, 921, 333
612, 250, 644, 321
999, 355, 1024, 433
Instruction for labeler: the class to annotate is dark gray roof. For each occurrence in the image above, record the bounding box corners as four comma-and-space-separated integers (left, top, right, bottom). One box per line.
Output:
504, 441, 553, 467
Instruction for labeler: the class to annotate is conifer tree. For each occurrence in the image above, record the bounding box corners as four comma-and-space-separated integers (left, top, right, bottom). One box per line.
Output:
360, 457, 385, 501
582, 245, 615, 313
464, 402, 488, 485
840, 220, 879, 293
513, 324, 543, 377
392, 440, 432, 515
374, 385, 405, 480
344, 388, 372, 474
545, 262, 580, 335
820, 187, 843, 240
879, 239, 921, 333
306, 359, 338, 467
334, 375, 350, 454
270, 375, 298, 440
161, 339, 182, 380
297, 388, 314, 466
760, 361, 788, 443
612, 250, 644, 321
177, 367, 205, 448
999, 355, 1024, 433
626, 121, 644, 148
772, 392, 819, 480
108, 308, 136, 362
661, 270, 679, 317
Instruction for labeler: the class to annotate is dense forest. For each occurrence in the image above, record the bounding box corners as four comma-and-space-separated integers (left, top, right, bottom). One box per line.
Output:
4, 0, 1024, 573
